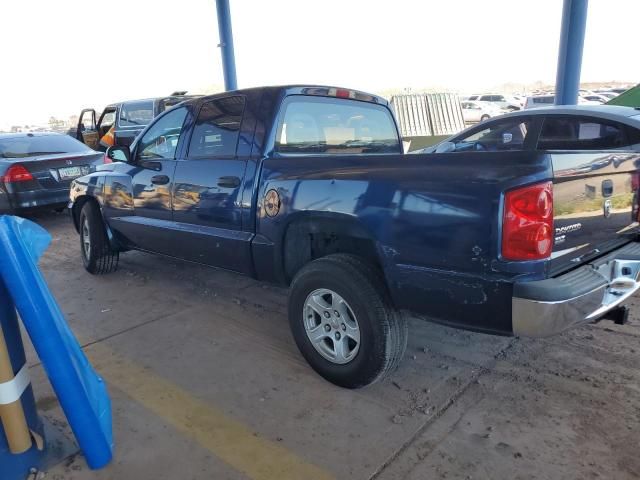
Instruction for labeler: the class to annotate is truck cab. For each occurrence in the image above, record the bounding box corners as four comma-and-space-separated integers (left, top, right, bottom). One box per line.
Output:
68, 86, 640, 389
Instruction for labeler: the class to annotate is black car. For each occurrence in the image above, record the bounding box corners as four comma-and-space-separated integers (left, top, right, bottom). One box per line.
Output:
0, 132, 103, 214
71, 92, 199, 152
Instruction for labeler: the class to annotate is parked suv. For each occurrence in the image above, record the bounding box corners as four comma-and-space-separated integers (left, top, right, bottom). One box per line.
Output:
70, 92, 199, 151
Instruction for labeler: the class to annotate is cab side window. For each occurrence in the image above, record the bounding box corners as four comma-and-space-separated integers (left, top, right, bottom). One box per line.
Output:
537, 117, 636, 150
136, 107, 187, 161
188, 96, 245, 159
452, 118, 531, 152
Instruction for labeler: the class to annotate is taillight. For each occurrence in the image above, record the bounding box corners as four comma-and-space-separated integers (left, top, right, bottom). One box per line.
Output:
502, 181, 553, 261
1, 164, 34, 183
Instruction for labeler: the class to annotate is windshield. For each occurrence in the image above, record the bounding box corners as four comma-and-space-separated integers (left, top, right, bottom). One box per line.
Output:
119, 100, 154, 127
275, 96, 401, 155
0, 135, 93, 159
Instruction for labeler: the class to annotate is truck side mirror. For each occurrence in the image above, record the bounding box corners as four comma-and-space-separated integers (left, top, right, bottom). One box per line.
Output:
106, 145, 131, 163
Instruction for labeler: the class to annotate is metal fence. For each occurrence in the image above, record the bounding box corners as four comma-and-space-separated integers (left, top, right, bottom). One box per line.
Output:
390, 93, 465, 137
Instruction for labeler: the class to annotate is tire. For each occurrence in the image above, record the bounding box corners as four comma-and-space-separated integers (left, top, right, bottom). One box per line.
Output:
79, 201, 119, 274
480, 114, 490, 122
288, 254, 408, 388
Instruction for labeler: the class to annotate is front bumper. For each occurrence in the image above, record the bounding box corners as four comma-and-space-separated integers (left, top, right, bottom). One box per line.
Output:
512, 242, 640, 337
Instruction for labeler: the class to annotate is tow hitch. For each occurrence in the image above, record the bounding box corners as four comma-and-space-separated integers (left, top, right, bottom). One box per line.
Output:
602, 305, 630, 325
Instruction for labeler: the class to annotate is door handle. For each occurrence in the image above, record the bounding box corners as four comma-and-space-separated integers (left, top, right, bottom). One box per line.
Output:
141, 160, 162, 171
151, 175, 170, 185
217, 176, 241, 188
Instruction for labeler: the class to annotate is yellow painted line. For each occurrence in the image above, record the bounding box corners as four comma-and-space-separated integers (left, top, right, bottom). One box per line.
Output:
87, 345, 335, 480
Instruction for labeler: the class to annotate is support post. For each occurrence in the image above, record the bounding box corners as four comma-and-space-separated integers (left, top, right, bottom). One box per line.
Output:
555, 0, 589, 105
215, 0, 238, 91
0, 278, 44, 480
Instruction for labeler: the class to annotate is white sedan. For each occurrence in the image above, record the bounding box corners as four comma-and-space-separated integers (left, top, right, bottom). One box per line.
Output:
461, 101, 503, 123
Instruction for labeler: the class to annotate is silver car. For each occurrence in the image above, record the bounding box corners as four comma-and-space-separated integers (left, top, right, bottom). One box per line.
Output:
461, 101, 503, 123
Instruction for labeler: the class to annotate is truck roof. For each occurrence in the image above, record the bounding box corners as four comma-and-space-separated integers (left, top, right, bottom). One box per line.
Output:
105, 94, 199, 109
180, 85, 389, 107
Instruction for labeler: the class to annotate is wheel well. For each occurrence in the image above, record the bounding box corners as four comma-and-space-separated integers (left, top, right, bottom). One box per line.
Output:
283, 217, 382, 283
71, 196, 97, 233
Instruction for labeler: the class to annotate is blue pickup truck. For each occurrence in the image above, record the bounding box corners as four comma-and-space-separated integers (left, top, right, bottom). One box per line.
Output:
68, 86, 640, 388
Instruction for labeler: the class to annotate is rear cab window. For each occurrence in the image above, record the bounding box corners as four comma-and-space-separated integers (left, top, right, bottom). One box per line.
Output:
118, 100, 154, 127
275, 96, 401, 155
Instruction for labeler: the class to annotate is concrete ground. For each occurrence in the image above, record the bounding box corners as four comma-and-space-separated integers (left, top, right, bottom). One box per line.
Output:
17, 212, 640, 480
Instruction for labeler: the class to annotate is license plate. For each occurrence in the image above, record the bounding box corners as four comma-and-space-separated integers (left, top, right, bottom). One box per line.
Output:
58, 166, 88, 180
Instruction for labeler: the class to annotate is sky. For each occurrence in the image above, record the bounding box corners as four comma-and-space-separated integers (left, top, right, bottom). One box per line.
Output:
2, 0, 639, 128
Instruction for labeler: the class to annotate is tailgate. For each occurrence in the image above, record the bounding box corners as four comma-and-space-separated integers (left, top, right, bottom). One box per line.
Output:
550, 151, 640, 274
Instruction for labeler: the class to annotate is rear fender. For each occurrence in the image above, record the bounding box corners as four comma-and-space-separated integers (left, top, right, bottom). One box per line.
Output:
272, 211, 393, 284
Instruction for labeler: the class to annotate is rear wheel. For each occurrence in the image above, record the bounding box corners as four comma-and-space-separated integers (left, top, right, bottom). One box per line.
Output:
79, 201, 119, 274
288, 254, 407, 388
480, 114, 490, 122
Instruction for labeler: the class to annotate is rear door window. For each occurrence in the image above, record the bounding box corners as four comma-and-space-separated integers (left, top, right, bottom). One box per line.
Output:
451, 118, 532, 152
119, 100, 154, 127
537, 116, 636, 150
187, 96, 245, 159
275, 96, 400, 154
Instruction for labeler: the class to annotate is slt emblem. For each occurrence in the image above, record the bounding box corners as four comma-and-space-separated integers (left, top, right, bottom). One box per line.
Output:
264, 189, 281, 217
603, 199, 612, 218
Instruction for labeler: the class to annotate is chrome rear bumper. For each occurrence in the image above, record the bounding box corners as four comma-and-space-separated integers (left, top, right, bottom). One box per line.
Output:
512, 243, 640, 337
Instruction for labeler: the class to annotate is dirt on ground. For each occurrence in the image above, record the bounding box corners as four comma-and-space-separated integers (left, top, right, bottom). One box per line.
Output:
14, 212, 640, 480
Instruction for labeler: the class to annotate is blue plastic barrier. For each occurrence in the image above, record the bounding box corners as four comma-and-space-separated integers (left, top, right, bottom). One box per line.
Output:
0, 216, 112, 470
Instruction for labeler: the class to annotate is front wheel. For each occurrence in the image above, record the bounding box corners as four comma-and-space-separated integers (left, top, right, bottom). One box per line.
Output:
480, 114, 490, 122
79, 201, 119, 274
288, 254, 407, 388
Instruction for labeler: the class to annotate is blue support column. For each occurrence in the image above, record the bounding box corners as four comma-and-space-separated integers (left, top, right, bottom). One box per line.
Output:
555, 0, 589, 105
215, 0, 238, 91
